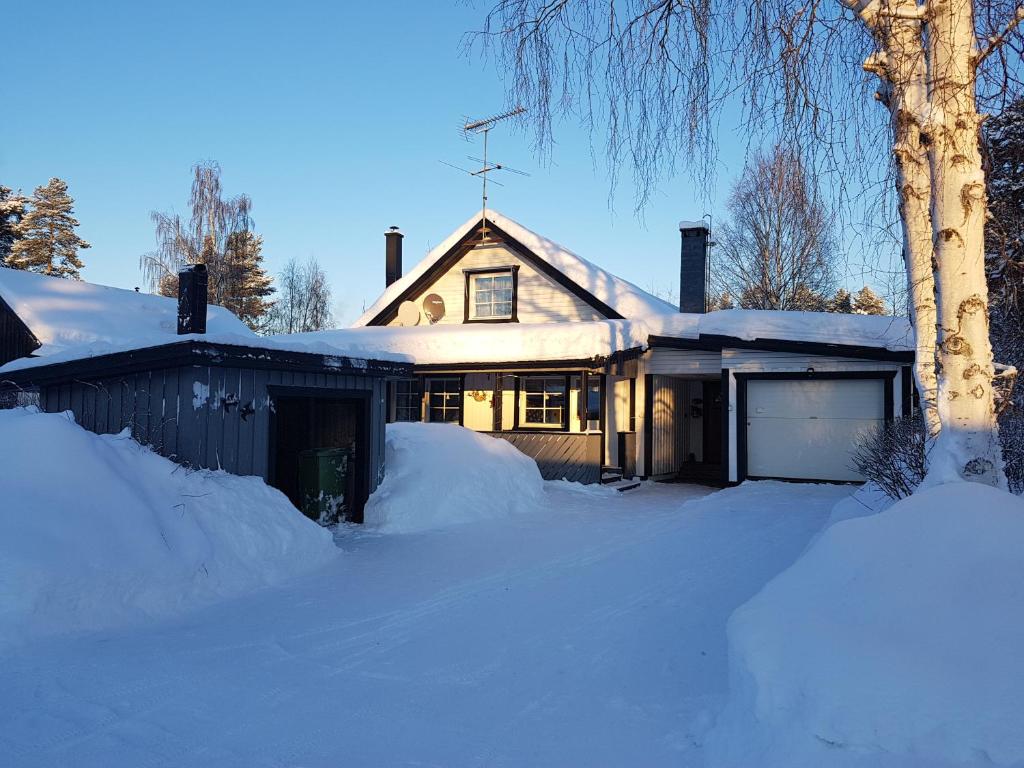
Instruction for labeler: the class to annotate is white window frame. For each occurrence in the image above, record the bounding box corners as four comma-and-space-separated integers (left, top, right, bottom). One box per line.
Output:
467, 268, 515, 321
519, 375, 567, 429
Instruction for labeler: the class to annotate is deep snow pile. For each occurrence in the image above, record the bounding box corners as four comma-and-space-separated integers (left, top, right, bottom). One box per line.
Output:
705, 482, 1024, 768
0, 408, 337, 647
363, 422, 544, 533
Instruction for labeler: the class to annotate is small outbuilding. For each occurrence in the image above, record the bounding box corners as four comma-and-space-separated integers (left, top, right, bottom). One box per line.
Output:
0, 267, 412, 523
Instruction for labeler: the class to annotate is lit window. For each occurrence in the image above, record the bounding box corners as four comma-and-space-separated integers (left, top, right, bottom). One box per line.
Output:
428, 377, 461, 423
468, 270, 514, 320
520, 376, 566, 428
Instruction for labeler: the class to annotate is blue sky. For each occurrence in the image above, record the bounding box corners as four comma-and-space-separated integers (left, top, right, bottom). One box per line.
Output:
2, 1, 896, 325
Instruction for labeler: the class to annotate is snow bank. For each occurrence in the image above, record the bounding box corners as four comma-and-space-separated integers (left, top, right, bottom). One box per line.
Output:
364, 423, 544, 533
705, 483, 1024, 768
0, 408, 337, 647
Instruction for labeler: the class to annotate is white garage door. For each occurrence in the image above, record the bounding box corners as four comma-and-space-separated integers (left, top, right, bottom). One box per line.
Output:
745, 379, 885, 482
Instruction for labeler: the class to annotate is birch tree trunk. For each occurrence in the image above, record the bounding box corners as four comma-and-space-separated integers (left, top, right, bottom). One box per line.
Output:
880, 2, 942, 452
924, 0, 1005, 486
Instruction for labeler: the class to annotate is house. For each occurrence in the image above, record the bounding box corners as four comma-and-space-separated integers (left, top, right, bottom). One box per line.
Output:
0, 267, 413, 522
286, 210, 915, 486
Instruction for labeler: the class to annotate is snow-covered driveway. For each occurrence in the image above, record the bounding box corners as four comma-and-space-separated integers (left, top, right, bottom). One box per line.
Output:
1, 481, 850, 768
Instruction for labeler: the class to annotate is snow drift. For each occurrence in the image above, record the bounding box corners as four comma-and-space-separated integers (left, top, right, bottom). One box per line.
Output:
363, 423, 545, 533
0, 408, 337, 647
705, 482, 1024, 768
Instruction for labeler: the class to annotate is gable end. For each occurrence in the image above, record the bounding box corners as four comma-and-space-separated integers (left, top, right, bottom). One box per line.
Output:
366, 218, 625, 325
0, 294, 42, 367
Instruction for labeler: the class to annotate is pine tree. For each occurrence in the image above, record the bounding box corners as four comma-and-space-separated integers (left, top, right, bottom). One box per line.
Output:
789, 283, 829, 312
0, 186, 26, 266
852, 286, 886, 316
711, 291, 735, 310
221, 230, 275, 331
829, 288, 853, 313
9, 178, 91, 279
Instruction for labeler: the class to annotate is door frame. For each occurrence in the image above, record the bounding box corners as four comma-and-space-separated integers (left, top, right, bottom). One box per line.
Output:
267, 386, 373, 523
734, 370, 896, 483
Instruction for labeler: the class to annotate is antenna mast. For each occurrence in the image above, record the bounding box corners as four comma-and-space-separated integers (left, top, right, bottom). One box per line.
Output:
460, 106, 526, 242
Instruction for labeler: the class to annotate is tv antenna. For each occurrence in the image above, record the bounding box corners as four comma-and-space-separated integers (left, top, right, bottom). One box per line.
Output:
440, 106, 528, 242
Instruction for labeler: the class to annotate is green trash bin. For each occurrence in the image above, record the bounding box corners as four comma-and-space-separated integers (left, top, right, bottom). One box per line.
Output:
298, 447, 352, 525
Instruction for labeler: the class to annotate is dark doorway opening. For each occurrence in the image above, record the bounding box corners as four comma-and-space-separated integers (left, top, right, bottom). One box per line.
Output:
269, 390, 370, 524
677, 378, 724, 485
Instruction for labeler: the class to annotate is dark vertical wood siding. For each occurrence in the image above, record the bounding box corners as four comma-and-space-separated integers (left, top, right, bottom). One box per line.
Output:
0, 300, 40, 367
37, 362, 389, 495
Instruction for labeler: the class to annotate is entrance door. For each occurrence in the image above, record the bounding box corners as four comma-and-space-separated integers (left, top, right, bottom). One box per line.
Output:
702, 380, 723, 465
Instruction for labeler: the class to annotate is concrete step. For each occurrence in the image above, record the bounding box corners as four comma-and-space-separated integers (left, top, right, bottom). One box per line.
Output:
605, 478, 642, 492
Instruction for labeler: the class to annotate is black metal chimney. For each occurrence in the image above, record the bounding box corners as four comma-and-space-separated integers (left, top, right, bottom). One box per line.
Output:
177, 264, 208, 335
385, 226, 403, 287
678, 221, 710, 314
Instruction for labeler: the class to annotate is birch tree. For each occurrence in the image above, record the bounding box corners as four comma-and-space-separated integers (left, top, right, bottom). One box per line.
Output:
141, 161, 253, 300
714, 145, 839, 310
475, 0, 1024, 488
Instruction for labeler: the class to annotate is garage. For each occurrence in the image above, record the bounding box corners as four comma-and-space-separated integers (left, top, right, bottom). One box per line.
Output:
741, 375, 893, 482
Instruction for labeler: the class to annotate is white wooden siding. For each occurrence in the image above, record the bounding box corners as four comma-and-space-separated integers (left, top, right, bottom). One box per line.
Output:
645, 347, 722, 375
389, 243, 604, 326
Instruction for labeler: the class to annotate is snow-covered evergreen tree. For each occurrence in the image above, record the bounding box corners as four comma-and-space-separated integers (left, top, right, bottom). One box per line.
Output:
8, 178, 90, 279
852, 286, 886, 316
829, 288, 853, 313
222, 230, 275, 331
0, 185, 26, 266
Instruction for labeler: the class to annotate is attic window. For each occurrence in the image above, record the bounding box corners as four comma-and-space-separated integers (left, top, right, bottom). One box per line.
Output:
464, 267, 518, 322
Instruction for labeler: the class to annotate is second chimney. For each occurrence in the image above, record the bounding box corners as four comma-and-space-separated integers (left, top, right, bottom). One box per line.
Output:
678, 221, 710, 314
177, 264, 208, 335
385, 226, 403, 287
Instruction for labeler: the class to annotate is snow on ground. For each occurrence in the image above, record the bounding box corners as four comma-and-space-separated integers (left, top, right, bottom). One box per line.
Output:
705, 482, 1024, 768
364, 423, 544, 533
0, 479, 850, 767
0, 408, 336, 649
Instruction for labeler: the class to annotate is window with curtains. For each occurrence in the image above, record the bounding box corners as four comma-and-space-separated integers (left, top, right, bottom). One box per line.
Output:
520, 376, 566, 428
467, 270, 515, 320
427, 377, 462, 423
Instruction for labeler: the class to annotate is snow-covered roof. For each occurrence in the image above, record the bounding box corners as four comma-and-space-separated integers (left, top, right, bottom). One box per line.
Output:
646, 310, 915, 353
271, 320, 646, 367
273, 308, 913, 369
353, 209, 677, 326
0, 267, 254, 359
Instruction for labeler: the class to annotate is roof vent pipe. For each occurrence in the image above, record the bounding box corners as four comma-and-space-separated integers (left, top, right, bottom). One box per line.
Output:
385, 226, 403, 287
177, 264, 208, 335
678, 220, 710, 314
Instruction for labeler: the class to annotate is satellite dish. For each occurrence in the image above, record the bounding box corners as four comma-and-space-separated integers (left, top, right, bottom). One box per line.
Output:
423, 293, 446, 324
396, 301, 421, 327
